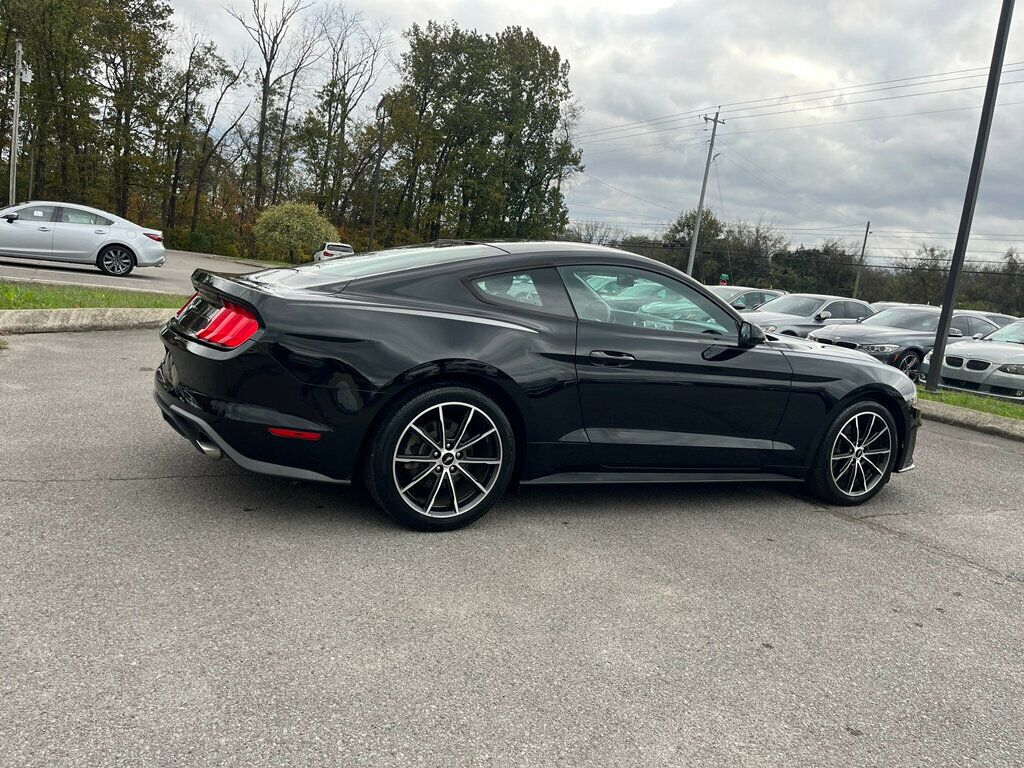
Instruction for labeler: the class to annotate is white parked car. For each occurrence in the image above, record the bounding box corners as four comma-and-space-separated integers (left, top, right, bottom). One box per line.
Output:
312, 241, 354, 261
0, 201, 165, 276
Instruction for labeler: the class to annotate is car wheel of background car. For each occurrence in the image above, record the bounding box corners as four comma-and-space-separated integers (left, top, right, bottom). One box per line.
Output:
897, 351, 921, 379
809, 401, 897, 506
97, 245, 135, 276
365, 385, 516, 531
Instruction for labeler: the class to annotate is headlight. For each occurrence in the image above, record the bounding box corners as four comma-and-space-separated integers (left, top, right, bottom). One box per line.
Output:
763, 325, 778, 333
862, 344, 899, 354
998, 363, 1024, 375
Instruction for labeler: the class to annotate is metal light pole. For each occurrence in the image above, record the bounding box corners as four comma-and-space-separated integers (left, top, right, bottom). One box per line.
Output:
926, 0, 1015, 392
852, 221, 871, 298
8, 40, 23, 205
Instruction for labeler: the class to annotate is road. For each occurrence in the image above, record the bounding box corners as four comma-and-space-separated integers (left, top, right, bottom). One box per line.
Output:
0, 249, 268, 295
2, 330, 1023, 767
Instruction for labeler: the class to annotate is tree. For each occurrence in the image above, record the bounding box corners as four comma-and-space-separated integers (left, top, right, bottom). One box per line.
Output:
253, 202, 336, 262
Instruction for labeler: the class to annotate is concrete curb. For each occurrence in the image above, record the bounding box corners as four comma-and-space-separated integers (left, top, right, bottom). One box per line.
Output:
918, 398, 1024, 443
0, 307, 173, 335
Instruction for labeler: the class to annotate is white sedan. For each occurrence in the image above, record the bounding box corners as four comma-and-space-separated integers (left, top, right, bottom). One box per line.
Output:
0, 201, 165, 276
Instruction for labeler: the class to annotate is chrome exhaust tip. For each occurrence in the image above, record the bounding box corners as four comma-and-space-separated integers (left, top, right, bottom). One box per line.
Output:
194, 434, 223, 460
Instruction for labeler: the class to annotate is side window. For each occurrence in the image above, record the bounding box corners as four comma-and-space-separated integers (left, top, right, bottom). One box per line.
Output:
950, 315, 972, 336
97, 216, 114, 226
822, 301, 847, 319
60, 208, 100, 225
470, 268, 574, 317
971, 317, 997, 336
18, 204, 55, 222
743, 291, 764, 309
557, 266, 736, 337
847, 301, 872, 319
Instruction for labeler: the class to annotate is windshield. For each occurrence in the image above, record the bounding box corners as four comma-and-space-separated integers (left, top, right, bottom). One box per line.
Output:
615, 280, 674, 300
707, 286, 742, 301
986, 321, 1024, 344
755, 295, 824, 316
861, 307, 940, 331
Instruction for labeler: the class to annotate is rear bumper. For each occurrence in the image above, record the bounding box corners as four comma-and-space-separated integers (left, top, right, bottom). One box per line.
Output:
153, 324, 371, 483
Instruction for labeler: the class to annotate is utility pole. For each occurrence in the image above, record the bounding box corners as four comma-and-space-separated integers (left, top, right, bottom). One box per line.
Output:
368, 95, 389, 251
926, 0, 1015, 392
8, 40, 23, 206
685, 109, 724, 276
852, 220, 871, 298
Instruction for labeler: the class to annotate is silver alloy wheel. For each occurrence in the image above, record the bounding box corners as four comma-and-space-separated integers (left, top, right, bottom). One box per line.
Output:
829, 411, 893, 497
101, 247, 133, 275
898, 353, 920, 378
392, 401, 503, 519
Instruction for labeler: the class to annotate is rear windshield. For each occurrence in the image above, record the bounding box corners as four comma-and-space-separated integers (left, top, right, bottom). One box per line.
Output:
707, 286, 742, 301
296, 244, 499, 279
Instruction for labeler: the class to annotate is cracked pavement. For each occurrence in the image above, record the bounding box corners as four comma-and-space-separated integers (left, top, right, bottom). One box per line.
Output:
2, 330, 1023, 767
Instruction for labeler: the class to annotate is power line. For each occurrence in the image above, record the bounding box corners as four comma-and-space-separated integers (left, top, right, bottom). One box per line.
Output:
566, 202, 671, 222
578, 171, 680, 213
577, 60, 1024, 139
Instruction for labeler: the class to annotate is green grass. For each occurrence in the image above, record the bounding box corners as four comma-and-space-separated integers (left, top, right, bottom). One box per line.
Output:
918, 386, 1024, 421
0, 281, 189, 310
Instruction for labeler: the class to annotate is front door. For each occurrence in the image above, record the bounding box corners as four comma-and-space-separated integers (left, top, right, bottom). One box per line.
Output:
559, 265, 793, 470
0, 204, 56, 258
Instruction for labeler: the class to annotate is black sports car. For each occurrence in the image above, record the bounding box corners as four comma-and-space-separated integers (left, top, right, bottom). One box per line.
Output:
154, 241, 920, 531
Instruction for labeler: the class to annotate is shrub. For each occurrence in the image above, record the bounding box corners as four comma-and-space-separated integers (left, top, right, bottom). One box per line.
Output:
253, 203, 337, 264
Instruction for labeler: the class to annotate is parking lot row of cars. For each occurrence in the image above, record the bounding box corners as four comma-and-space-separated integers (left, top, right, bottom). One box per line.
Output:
710, 285, 1024, 402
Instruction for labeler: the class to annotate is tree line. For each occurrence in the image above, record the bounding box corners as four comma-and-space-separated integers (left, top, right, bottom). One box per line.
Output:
0, 1, 581, 257
565, 209, 1024, 316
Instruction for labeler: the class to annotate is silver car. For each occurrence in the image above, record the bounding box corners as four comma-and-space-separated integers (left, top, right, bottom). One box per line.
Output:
920, 321, 1024, 401
0, 201, 165, 276
745, 293, 875, 337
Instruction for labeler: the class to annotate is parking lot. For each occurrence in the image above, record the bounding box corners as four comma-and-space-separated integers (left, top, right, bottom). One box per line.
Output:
2, 329, 1023, 767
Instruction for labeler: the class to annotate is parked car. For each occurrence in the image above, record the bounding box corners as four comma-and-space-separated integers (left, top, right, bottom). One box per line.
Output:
0, 201, 164, 276
745, 293, 874, 337
706, 285, 786, 311
920, 320, 1024, 401
312, 241, 355, 261
155, 241, 919, 531
808, 306, 999, 378
980, 312, 1020, 328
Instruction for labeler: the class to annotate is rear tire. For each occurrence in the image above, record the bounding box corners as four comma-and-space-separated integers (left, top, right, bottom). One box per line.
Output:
808, 401, 897, 506
365, 386, 516, 531
97, 245, 135, 276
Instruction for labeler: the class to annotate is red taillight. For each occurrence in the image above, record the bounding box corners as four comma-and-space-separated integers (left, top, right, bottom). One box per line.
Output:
145, 232, 163, 242
268, 428, 322, 441
195, 301, 259, 348
323, 251, 334, 258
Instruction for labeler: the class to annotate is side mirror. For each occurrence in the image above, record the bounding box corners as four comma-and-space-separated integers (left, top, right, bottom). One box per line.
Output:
972, 332, 985, 340
740, 321, 766, 347
731, 301, 746, 310
816, 310, 832, 322
3, 212, 18, 222
949, 328, 963, 338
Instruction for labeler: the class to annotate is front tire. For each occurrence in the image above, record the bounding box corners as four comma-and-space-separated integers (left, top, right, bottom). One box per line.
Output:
808, 401, 897, 506
97, 245, 135, 276
896, 350, 921, 379
365, 386, 516, 531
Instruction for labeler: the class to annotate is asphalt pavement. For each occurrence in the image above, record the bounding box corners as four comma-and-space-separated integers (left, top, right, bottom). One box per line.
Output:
2, 330, 1023, 767
0, 249, 267, 295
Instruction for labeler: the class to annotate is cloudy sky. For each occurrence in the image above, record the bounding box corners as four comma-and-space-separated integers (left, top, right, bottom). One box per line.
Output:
172, 0, 1024, 264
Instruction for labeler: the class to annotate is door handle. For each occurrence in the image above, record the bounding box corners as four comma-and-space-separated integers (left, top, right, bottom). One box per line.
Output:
37, 226, 51, 232
94, 229, 108, 234
589, 350, 636, 366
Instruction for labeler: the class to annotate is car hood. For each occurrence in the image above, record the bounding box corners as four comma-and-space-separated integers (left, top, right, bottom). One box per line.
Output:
766, 333, 882, 365
745, 311, 802, 326
941, 339, 1024, 363
810, 324, 934, 344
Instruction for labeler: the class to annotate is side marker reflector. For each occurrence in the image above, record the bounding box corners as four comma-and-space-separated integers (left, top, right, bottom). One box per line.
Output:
268, 428, 323, 441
